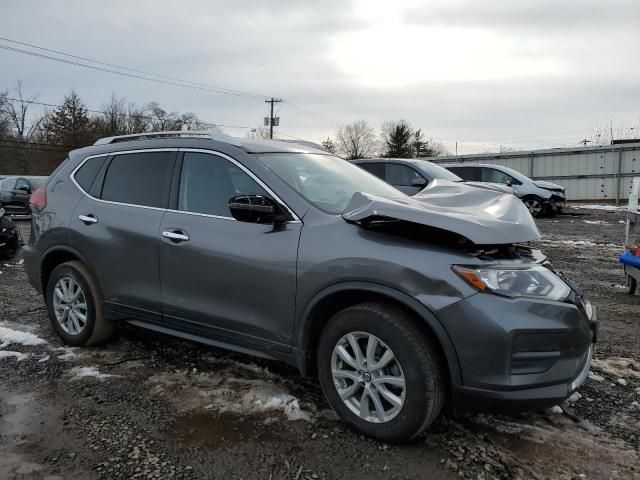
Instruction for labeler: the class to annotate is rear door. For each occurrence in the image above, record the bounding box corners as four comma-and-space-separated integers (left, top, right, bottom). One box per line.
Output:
158, 150, 301, 351
70, 150, 176, 321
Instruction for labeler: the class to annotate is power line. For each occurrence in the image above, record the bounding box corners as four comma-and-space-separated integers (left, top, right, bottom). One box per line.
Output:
0, 36, 344, 129
0, 37, 267, 100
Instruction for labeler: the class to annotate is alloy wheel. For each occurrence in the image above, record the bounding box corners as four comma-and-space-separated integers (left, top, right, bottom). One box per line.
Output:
330, 332, 406, 423
524, 199, 542, 216
52, 276, 88, 335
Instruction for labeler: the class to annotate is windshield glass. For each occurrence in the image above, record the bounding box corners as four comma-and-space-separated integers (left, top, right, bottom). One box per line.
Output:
415, 160, 462, 181
255, 153, 407, 214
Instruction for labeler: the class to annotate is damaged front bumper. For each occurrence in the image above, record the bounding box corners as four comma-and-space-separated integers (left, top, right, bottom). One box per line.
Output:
437, 266, 597, 413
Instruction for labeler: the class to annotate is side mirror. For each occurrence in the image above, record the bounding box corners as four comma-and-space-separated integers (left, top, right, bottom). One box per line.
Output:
505, 179, 513, 187
411, 177, 428, 188
228, 195, 288, 224
17, 185, 31, 193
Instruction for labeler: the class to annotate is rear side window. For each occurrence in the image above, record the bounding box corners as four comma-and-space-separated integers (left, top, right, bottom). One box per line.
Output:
178, 152, 269, 217
447, 166, 478, 181
74, 157, 107, 193
358, 163, 385, 179
100, 152, 174, 208
0, 178, 15, 190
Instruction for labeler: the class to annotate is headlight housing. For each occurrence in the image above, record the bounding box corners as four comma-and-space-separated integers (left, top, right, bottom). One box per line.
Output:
453, 264, 571, 301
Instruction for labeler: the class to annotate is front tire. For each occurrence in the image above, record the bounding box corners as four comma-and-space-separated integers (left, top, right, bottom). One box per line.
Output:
523, 196, 544, 218
317, 302, 445, 443
46, 261, 114, 346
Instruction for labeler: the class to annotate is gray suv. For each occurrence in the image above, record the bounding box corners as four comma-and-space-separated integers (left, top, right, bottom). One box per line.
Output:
23, 132, 596, 442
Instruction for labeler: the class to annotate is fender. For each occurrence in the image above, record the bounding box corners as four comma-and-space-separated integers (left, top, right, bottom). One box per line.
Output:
294, 281, 463, 385
39, 244, 102, 295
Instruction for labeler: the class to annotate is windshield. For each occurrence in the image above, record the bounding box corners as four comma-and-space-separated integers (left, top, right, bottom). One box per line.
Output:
255, 153, 407, 214
414, 160, 462, 181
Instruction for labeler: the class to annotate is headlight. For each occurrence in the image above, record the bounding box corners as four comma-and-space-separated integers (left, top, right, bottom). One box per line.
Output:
453, 265, 571, 301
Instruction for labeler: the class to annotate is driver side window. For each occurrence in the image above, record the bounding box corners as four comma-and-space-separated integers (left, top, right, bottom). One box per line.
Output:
482, 168, 515, 185
385, 164, 425, 186
178, 152, 269, 217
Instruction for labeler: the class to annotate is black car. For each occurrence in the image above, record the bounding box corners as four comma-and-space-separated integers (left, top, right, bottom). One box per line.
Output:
0, 176, 48, 215
0, 202, 20, 258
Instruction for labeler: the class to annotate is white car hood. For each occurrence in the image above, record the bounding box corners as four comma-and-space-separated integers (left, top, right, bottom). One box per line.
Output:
343, 179, 540, 245
534, 180, 564, 191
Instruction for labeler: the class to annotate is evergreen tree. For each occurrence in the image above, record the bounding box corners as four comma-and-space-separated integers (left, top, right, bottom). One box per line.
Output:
381, 120, 413, 158
321, 137, 336, 154
45, 90, 95, 147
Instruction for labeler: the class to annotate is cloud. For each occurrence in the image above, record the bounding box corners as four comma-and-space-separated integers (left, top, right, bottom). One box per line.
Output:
0, 0, 638, 152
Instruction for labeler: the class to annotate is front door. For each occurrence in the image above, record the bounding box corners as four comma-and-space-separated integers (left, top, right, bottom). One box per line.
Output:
159, 151, 301, 351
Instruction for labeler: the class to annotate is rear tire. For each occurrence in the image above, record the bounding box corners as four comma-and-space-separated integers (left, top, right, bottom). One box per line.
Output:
626, 274, 637, 295
317, 302, 445, 443
46, 261, 114, 346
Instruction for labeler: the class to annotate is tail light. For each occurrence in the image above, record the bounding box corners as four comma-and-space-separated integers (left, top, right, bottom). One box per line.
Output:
29, 187, 47, 212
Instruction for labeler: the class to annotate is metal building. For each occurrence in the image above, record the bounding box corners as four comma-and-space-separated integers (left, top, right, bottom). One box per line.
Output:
430, 142, 640, 202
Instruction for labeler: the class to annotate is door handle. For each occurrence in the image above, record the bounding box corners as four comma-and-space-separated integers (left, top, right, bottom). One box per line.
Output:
78, 214, 98, 224
161, 230, 189, 242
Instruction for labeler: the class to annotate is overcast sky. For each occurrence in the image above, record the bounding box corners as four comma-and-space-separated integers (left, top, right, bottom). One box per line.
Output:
1, 0, 639, 154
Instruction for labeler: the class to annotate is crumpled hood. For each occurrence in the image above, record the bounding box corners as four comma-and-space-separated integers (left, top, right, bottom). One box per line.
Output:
342, 179, 540, 245
462, 181, 513, 194
534, 180, 564, 191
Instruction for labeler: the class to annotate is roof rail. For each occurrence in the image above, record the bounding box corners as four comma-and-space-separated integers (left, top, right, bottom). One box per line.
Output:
93, 131, 242, 147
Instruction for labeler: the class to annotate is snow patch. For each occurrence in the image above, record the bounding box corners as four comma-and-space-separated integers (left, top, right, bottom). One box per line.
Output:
588, 371, 605, 382
37, 355, 50, 363
569, 204, 627, 211
148, 370, 312, 422
71, 366, 117, 381
539, 239, 621, 249
591, 357, 640, 380
56, 347, 79, 361
0, 351, 29, 361
0, 325, 47, 347
583, 220, 610, 225
548, 405, 563, 414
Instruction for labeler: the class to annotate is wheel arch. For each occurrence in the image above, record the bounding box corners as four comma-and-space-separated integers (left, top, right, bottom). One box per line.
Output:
40, 246, 99, 299
295, 282, 462, 386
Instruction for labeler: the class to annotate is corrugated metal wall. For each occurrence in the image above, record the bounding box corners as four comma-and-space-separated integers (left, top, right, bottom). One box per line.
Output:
430, 143, 640, 202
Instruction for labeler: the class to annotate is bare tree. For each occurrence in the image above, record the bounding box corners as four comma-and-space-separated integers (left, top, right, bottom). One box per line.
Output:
145, 102, 184, 131
124, 102, 150, 134
335, 120, 377, 160
93, 93, 128, 137
0, 82, 46, 173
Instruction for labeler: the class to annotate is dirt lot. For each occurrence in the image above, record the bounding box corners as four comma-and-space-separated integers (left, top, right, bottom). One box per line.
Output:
1, 207, 639, 480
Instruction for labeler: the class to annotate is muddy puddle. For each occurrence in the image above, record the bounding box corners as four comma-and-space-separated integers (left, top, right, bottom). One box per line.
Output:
175, 411, 282, 449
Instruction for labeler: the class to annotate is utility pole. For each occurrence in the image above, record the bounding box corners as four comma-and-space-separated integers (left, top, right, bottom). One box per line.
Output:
265, 98, 283, 139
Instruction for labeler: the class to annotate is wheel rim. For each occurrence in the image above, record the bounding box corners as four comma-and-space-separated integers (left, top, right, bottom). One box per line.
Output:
52, 276, 88, 335
330, 332, 406, 423
525, 199, 542, 216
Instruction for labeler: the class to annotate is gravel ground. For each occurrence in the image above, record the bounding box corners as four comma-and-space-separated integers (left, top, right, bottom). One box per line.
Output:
1, 208, 639, 480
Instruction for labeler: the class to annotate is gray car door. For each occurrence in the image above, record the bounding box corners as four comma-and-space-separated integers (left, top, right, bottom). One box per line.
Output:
158, 150, 301, 351
70, 150, 176, 321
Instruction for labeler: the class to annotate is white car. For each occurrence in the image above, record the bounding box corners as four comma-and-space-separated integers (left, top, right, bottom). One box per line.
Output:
440, 163, 566, 218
